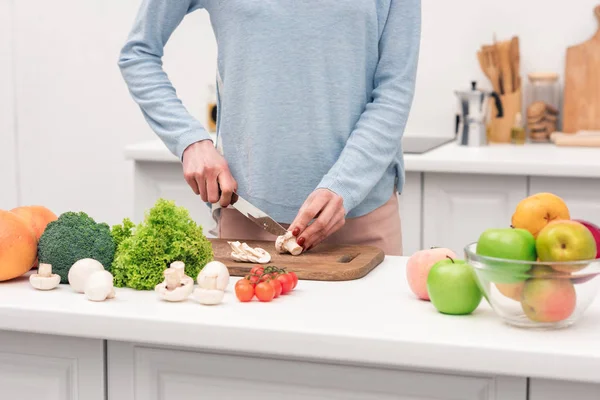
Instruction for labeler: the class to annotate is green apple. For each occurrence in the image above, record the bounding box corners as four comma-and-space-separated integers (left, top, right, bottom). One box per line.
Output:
536, 220, 597, 273
427, 257, 483, 315
475, 228, 536, 283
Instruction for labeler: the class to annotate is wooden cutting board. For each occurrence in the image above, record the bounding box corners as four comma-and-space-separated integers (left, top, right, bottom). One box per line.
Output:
208, 239, 385, 281
562, 5, 600, 133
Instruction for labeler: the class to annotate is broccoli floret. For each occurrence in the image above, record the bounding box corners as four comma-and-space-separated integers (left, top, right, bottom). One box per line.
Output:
38, 212, 116, 284
111, 198, 214, 290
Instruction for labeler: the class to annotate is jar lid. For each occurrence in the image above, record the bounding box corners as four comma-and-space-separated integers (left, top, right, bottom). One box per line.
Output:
528, 72, 559, 82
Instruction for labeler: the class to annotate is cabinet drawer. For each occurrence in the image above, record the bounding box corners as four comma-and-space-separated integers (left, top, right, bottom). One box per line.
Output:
108, 341, 525, 400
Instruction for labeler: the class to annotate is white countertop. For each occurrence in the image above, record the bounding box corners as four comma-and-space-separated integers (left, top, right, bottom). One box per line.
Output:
1, 258, 599, 383
124, 138, 600, 178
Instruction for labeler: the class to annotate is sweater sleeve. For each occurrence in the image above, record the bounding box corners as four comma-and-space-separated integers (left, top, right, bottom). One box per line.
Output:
316, 0, 421, 214
118, 0, 210, 161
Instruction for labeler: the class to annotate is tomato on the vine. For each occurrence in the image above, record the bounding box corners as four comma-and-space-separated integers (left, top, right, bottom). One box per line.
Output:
277, 273, 294, 294
250, 266, 264, 276
288, 272, 298, 289
235, 280, 254, 302
261, 273, 273, 282
246, 274, 260, 286
255, 282, 275, 302
268, 278, 282, 298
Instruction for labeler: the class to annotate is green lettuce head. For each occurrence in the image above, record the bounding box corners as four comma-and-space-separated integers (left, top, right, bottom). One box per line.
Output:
111, 198, 214, 290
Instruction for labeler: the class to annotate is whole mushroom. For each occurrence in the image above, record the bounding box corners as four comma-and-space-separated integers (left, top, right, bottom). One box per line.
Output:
68, 258, 105, 293
155, 266, 194, 302
193, 260, 230, 305
29, 263, 61, 291
84, 270, 116, 302
275, 231, 303, 256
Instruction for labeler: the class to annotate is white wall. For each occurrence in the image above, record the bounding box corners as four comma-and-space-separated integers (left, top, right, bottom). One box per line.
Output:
0, 0, 18, 209
1, 0, 599, 224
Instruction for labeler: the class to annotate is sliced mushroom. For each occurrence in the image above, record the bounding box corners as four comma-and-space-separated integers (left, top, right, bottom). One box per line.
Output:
29, 263, 61, 291
84, 270, 115, 302
228, 241, 271, 263
275, 231, 303, 256
155, 268, 193, 302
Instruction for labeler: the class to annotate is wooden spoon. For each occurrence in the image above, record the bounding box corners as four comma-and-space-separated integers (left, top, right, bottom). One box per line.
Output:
509, 36, 520, 90
497, 40, 513, 94
482, 45, 501, 93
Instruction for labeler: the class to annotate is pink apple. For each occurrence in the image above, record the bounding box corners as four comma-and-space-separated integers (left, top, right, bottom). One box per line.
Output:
521, 278, 577, 323
406, 247, 457, 300
573, 219, 600, 259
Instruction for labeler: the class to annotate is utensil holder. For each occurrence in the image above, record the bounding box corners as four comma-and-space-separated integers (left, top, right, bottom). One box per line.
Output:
488, 89, 522, 143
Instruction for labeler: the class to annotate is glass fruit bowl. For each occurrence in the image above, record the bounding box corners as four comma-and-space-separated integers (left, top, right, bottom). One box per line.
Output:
464, 242, 600, 329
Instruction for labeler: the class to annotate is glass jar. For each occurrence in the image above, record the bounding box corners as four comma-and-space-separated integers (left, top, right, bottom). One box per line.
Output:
206, 83, 218, 133
525, 72, 560, 143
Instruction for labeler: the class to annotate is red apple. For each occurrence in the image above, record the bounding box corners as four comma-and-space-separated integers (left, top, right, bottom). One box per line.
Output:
520, 278, 577, 323
573, 219, 600, 259
406, 247, 457, 301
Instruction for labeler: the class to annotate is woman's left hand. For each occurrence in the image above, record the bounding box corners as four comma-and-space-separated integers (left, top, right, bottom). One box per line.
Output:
289, 189, 346, 251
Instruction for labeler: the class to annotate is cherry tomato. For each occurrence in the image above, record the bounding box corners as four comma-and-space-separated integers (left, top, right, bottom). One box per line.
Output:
277, 274, 294, 294
250, 266, 264, 276
235, 280, 254, 302
268, 278, 282, 298
261, 273, 273, 282
288, 272, 298, 289
247, 274, 260, 286
255, 282, 275, 302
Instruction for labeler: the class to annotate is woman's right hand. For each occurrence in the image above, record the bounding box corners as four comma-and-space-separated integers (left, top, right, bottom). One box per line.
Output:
182, 140, 238, 208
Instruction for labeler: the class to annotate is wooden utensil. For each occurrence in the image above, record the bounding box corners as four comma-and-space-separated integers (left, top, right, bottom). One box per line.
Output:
554, 135, 600, 147
209, 239, 384, 281
479, 45, 501, 93
509, 36, 521, 90
562, 5, 600, 133
496, 40, 513, 94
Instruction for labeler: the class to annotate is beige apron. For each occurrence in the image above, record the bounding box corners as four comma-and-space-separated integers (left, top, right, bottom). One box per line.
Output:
216, 192, 403, 256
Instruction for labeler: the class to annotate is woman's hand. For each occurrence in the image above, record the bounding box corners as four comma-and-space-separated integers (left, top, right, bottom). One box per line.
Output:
182, 140, 237, 207
290, 189, 346, 251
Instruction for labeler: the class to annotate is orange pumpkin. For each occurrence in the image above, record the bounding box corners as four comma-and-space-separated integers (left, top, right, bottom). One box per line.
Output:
10, 205, 58, 241
0, 210, 38, 281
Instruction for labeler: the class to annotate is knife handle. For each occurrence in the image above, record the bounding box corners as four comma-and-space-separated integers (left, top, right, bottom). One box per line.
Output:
217, 185, 239, 206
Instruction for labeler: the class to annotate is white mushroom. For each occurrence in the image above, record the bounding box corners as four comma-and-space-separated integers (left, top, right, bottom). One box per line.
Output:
169, 260, 194, 286
192, 261, 230, 305
84, 270, 115, 302
197, 261, 230, 291
155, 268, 194, 302
29, 263, 61, 291
228, 241, 271, 264
275, 231, 303, 255
68, 258, 105, 293
193, 287, 225, 305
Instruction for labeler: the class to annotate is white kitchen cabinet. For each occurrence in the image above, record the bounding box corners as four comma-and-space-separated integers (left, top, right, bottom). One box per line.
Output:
529, 176, 600, 225
133, 161, 216, 236
423, 173, 528, 256
107, 341, 526, 400
529, 378, 600, 400
399, 171, 422, 256
0, 330, 105, 400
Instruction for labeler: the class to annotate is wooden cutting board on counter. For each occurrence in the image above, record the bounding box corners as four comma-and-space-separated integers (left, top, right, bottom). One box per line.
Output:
562, 5, 600, 133
208, 239, 385, 281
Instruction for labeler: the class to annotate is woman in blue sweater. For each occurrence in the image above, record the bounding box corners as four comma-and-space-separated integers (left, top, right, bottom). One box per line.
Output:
118, 0, 421, 255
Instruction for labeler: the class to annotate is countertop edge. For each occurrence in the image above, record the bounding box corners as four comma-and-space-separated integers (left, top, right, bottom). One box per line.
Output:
124, 140, 600, 178
1, 307, 598, 384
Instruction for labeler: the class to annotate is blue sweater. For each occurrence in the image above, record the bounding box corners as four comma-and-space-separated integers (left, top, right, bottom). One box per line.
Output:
118, 0, 421, 223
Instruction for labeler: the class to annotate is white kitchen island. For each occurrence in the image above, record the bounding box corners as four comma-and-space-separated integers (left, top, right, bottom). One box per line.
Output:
124, 139, 600, 257
1, 257, 600, 400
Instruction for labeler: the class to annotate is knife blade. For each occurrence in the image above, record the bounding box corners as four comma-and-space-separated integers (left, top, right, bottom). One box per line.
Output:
229, 193, 288, 237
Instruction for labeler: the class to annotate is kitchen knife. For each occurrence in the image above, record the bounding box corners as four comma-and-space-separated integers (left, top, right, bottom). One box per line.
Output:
229, 192, 288, 236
